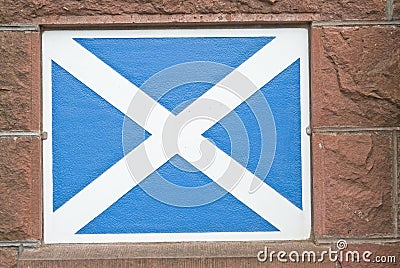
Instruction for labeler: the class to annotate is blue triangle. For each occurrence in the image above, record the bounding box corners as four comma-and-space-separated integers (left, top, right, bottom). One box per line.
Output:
74, 37, 274, 88
203, 60, 302, 209
157, 82, 215, 115
77, 156, 279, 234
262, 59, 302, 209
154, 155, 215, 187
52, 61, 149, 211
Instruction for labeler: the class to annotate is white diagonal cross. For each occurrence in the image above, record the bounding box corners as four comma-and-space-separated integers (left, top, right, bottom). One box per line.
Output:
44, 31, 307, 240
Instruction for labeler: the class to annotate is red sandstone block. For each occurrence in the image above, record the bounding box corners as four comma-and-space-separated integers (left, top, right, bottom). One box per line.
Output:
17, 243, 334, 267
313, 133, 394, 237
0, 0, 385, 24
33, 13, 320, 25
398, 132, 400, 236
0, 137, 41, 240
394, 0, 400, 19
0, 31, 40, 131
0, 247, 17, 268
311, 26, 400, 127
17, 258, 335, 267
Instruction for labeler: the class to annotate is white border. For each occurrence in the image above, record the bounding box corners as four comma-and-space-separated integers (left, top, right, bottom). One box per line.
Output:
42, 28, 310, 243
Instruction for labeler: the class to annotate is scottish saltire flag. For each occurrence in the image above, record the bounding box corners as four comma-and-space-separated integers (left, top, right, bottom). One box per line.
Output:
42, 29, 310, 243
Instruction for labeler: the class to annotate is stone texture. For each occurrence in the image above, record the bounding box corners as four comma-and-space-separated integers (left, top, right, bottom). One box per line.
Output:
0, 248, 17, 268
311, 26, 400, 127
18, 258, 334, 267
394, 0, 400, 19
337, 242, 400, 267
0, 0, 385, 24
0, 31, 40, 131
0, 137, 41, 240
398, 132, 400, 237
24, 13, 321, 25
313, 133, 393, 237
18, 242, 334, 267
